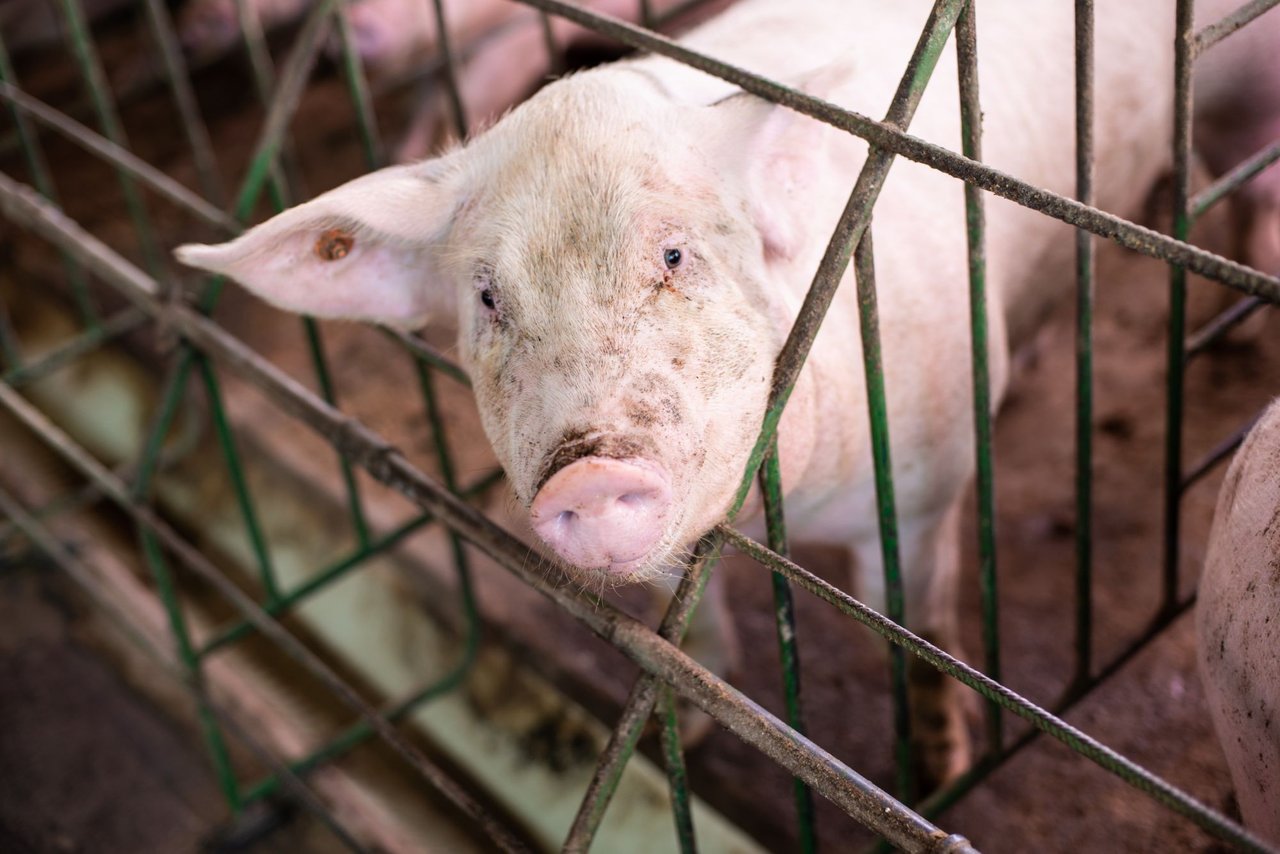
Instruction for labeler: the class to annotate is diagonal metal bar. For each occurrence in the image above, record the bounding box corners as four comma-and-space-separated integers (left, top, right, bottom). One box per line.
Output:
1194, 0, 1280, 53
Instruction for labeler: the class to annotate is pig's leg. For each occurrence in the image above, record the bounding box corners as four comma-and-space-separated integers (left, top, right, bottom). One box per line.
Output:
852, 497, 972, 792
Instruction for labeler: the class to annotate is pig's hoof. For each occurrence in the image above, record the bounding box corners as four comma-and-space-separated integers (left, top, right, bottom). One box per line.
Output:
908, 651, 975, 794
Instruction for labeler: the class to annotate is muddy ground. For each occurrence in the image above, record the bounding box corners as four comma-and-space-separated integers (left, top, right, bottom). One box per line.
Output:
1, 8, 1278, 852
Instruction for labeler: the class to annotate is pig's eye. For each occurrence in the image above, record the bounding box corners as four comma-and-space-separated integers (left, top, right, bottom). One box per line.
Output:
663, 248, 683, 269
480, 288, 496, 310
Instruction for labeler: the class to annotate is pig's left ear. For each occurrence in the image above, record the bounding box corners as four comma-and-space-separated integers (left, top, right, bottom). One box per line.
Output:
174, 160, 464, 329
707, 63, 857, 264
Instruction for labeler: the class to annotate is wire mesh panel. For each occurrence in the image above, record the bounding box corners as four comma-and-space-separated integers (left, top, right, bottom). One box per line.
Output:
0, 0, 1278, 851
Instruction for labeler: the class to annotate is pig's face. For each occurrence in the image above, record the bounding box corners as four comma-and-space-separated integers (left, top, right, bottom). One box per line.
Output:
175, 71, 842, 584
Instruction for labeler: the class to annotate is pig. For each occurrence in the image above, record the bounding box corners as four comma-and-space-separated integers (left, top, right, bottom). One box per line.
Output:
176, 0, 312, 63
335, 0, 510, 80
1198, 398, 1280, 845
173, 0, 1280, 790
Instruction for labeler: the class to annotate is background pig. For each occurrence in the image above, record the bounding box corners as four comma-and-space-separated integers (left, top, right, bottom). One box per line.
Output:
173, 0, 1280, 790
176, 0, 312, 63
1198, 398, 1280, 845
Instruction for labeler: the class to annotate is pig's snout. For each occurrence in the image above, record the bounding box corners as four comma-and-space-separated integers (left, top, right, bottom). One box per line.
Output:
530, 457, 672, 575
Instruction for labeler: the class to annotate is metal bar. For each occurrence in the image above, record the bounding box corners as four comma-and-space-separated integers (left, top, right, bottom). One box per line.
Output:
1181, 413, 1262, 491
379, 328, 471, 386
200, 513, 431, 654
431, 0, 470, 139
0, 36, 97, 327
1163, 0, 1196, 617
719, 527, 1273, 853
233, 0, 300, 209
1185, 295, 1270, 357
1190, 139, 1280, 218
1195, 0, 1280, 53
656, 686, 698, 854
955, 0, 1001, 753
1, 306, 147, 388
760, 441, 816, 852
0, 81, 239, 234
853, 232, 914, 802
304, 318, 371, 548
197, 357, 281, 602
141, 0, 225, 206
512, 0, 1280, 303
331, 6, 386, 169
1071, 0, 1096, 692
0, 486, 370, 853
55, 0, 163, 277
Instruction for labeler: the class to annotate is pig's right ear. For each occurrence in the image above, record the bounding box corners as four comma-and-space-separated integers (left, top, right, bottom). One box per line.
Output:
174, 160, 464, 329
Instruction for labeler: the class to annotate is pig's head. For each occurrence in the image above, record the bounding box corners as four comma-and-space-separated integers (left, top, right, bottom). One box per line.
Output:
175, 69, 845, 584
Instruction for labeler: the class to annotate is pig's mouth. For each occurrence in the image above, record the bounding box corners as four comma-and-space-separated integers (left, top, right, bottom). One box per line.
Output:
528, 435, 679, 581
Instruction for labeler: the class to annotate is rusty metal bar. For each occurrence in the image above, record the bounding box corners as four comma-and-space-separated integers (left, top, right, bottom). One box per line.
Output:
1194, 0, 1280, 53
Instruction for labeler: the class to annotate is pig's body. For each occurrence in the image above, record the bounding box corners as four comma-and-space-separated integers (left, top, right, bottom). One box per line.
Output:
1198, 398, 1280, 844
176, 0, 1280, 788
176, 0, 312, 62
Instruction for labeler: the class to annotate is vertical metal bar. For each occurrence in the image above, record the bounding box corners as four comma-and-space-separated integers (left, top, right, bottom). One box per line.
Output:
141, 0, 225, 206
1070, 0, 1096, 694
304, 319, 371, 548
955, 0, 1001, 752
430, 0, 469, 138
198, 358, 281, 602
761, 441, 817, 851
853, 231, 914, 802
331, 5, 386, 169
139, 529, 243, 809
656, 686, 697, 854
0, 32, 97, 328
233, 0, 300, 207
56, 0, 163, 276
1163, 0, 1195, 615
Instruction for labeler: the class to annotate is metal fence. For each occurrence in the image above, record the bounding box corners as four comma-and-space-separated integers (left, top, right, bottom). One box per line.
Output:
0, 0, 1278, 850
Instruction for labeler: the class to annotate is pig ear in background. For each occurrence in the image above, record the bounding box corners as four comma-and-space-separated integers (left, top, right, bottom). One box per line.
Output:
173, 161, 463, 329
708, 63, 857, 263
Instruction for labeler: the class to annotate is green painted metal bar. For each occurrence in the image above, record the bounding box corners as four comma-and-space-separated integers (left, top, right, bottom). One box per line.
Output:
656, 685, 698, 854
381, 328, 472, 387
954, 0, 1001, 753
130, 352, 197, 501
55, 0, 163, 277
0, 36, 97, 328
1070, 0, 1096, 696
141, 0, 225, 206
1, 306, 147, 388
139, 529, 244, 809
853, 232, 914, 803
197, 357, 281, 602
430, 0, 470, 138
1162, 0, 1195, 617
720, 527, 1272, 853
199, 513, 433, 656
233, 0, 301, 208
331, 6, 385, 169
304, 318, 371, 548
761, 441, 817, 852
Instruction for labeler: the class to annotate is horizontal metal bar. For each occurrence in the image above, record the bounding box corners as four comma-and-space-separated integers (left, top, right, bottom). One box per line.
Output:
1190, 139, 1280, 219
718, 526, 1273, 853
0, 173, 974, 852
512, 0, 1280, 304
1195, 0, 1280, 53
